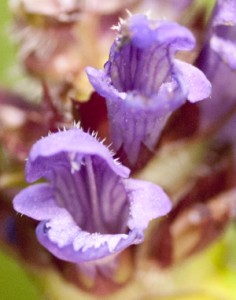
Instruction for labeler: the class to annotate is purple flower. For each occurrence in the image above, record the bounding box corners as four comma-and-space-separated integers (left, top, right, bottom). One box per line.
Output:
196, 0, 236, 130
195, 0, 236, 169
13, 127, 171, 265
86, 14, 211, 164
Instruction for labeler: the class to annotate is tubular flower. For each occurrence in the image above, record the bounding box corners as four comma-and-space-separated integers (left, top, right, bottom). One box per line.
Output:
86, 14, 211, 164
13, 127, 171, 264
196, 0, 236, 130
195, 0, 236, 169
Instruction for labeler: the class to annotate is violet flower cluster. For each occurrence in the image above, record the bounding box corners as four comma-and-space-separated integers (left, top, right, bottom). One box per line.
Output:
2, 1, 236, 298
87, 14, 211, 164
13, 127, 171, 264
12, 13, 214, 273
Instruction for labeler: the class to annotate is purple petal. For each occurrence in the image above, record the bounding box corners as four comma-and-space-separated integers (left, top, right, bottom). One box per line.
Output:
212, 0, 236, 27
37, 209, 80, 248
210, 35, 236, 70
195, 0, 236, 131
174, 59, 212, 102
26, 128, 130, 182
49, 154, 130, 234
125, 179, 172, 231
125, 15, 195, 51
153, 21, 195, 51
36, 217, 138, 263
86, 67, 121, 103
105, 96, 171, 165
127, 14, 156, 49
13, 183, 60, 220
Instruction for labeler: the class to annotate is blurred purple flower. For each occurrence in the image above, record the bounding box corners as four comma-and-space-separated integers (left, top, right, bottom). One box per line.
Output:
86, 14, 211, 165
196, 0, 236, 130
13, 127, 171, 264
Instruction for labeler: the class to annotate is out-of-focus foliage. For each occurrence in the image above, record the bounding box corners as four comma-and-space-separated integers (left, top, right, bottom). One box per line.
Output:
0, 249, 41, 300
0, 4, 41, 299
0, 1, 17, 87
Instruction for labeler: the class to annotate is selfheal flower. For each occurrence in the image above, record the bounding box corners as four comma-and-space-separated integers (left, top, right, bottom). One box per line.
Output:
195, 0, 236, 169
86, 14, 211, 165
196, 0, 236, 130
13, 127, 171, 265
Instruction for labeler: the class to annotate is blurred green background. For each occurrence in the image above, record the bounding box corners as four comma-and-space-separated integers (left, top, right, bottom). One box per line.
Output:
0, 1, 17, 87
0, 2, 41, 299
